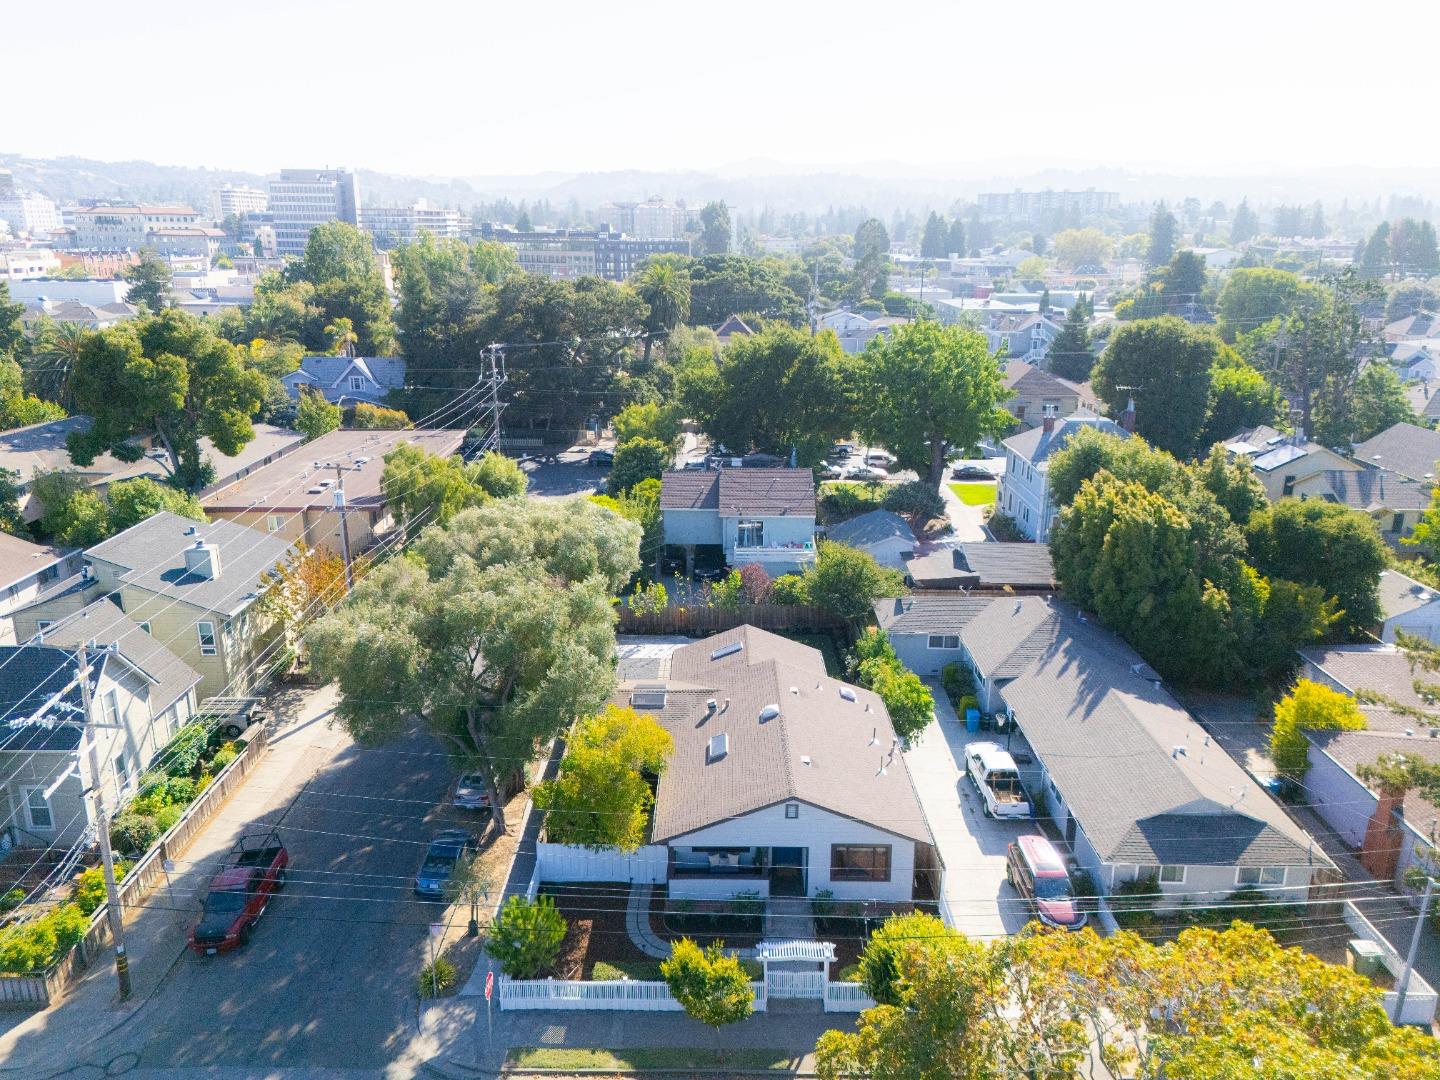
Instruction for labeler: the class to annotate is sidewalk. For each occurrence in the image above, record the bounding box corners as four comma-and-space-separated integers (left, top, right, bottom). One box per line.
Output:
939, 481, 989, 541
0, 685, 347, 1075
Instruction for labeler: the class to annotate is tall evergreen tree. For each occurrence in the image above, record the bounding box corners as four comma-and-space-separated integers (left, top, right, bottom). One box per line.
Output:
920, 212, 948, 259
1046, 302, 1094, 382
946, 218, 966, 258
1146, 204, 1178, 266
1230, 199, 1259, 244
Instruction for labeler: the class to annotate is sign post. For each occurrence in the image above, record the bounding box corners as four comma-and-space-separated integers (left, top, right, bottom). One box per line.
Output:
485, 969, 494, 1039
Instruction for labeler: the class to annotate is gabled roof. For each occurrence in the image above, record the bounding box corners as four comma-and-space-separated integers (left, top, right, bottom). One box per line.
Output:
34, 597, 201, 718
1321, 469, 1432, 512
873, 594, 995, 635
1377, 569, 1440, 621
1002, 360, 1079, 401
825, 510, 914, 548
1001, 605, 1328, 869
634, 625, 934, 845
0, 533, 68, 588
286, 356, 407, 391
715, 315, 754, 339
1002, 414, 1128, 466
1301, 644, 1431, 712
961, 596, 1061, 679
950, 542, 1055, 589
1353, 422, 1440, 483
84, 511, 291, 617
659, 468, 816, 517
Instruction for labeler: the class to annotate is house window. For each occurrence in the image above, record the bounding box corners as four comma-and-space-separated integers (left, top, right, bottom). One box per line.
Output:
1236, 866, 1286, 887
1139, 864, 1186, 884
1015, 404, 1026, 420
927, 634, 960, 650
23, 787, 52, 830
266, 514, 283, 533
831, 844, 891, 882
113, 753, 132, 792
101, 689, 120, 727
349, 375, 365, 390
36, 620, 52, 633
1391, 513, 1405, 534
785, 803, 799, 819
197, 620, 218, 656
737, 520, 764, 548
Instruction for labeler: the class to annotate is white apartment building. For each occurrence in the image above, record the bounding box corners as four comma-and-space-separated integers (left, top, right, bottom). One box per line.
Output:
268, 168, 360, 257
976, 189, 1119, 222
71, 205, 200, 251
515, 243, 598, 279
360, 201, 467, 249
210, 184, 268, 219
1, 250, 61, 281
0, 191, 62, 238
599, 199, 693, 240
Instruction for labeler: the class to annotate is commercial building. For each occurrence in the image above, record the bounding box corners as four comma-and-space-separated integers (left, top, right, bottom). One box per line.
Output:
71, 205, 201, 251
210, 184, 268, 219
0, 249, 61, 281
976, 189, 1119, 222
0, 191, 62, 238
267, 168, 360, 256
479, 224, 689, 281
360, 202, 467, 249
599, 199, 694, 240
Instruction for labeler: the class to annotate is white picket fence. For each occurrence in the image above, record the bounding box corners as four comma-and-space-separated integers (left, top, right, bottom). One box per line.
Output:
535, 841, 667, 884
498, 975, 769, 1012
765, 969, 824, 999
823, 980, 877, 1013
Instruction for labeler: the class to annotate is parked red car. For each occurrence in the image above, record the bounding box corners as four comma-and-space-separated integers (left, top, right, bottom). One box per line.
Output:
189, 830, 288, 955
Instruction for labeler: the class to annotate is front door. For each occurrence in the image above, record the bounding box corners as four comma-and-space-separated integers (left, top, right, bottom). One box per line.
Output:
770, 847, 806, 896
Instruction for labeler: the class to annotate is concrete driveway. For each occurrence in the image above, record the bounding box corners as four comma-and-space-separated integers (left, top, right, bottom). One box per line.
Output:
906, 681, 1034, 940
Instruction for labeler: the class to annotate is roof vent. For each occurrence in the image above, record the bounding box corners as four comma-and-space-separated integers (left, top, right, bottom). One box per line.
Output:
185, 525, 199, 536
839, 687, 857, 702
800, 755, 812, 766
789, 686, 799, 696
758, 704, 780, 723
710, 641, 743, 661
1405, 728, 1415, 737
1171, 745, 1187, 759
706, 698, 717, 714
706, 732, 729, 762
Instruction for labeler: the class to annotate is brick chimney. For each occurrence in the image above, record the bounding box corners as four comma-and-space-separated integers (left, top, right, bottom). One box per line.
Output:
1360, 790, 1405, 882
1120, 395, 1136, 434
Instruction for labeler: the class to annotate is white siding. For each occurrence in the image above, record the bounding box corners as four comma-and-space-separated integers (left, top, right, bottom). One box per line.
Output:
668, 802, 917, 902
1383, 600, 1440, 645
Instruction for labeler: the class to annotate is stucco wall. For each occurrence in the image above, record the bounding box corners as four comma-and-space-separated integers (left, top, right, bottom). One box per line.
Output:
890, 632, 964, 679
662, 507, 722, 547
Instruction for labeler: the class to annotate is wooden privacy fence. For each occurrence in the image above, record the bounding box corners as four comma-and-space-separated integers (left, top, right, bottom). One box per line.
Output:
617, 603, 847, 637
0, 724, 269, 1009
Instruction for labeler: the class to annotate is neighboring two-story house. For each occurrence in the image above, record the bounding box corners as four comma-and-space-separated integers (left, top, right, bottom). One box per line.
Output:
1000, 360, 1093, 430
660, 468, 817, 575
281, 356, 407, 406
0, 533, 81, 645
1, 602, 201, 848
13, 513, 293, 699
1223, 425, 1361, 502
998, 413, 1129, 541
816, 310, 909, 355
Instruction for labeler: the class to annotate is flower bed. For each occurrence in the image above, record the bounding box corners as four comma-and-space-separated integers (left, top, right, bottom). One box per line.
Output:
109, 724, 240, 856
0, 863, 130, 974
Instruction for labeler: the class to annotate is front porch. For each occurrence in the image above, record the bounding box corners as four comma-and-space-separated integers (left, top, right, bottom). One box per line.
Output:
667, 845, 810, 901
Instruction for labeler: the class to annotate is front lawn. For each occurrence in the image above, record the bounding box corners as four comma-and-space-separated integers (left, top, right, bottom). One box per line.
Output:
949, 481, 997, 507
507, 1048, 804, 1071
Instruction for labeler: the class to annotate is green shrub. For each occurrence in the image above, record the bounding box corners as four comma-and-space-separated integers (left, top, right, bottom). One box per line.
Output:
110, 811, 161, 855
730, 891, 764, 934
838, 962, 862, 982
162, 775, 198, 805
209, 742, 240, 771
1270, 679, 1367, 779
1110, 874, 1162, 929
941, 662, 975, 704
810, 889, 836, 919
154, 803, 184, 835
0, 887, 24, 913
858, 912, 951, 1006
164, 723, 210, 777
0, 903, 88, 973
818, 481, 885, 525
882, 481, 945, 520
416, 955, 457, 998
770, 574, 808, 605
486, 895, 568, 978
958, 694, 979, 719
591, 960, 648, 981
988, 511, 1026, 542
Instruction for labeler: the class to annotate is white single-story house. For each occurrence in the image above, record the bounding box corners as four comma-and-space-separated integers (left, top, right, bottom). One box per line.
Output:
618, 625, 938, 902
660, 469, 817, 575
822, 509, 915, 569
878, 594, 1334, 903
1376, 569, 1440, 644
1299, 645, 1440, 887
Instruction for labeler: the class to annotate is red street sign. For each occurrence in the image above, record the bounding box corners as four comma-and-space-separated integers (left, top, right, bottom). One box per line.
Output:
485, 971, 494, 1000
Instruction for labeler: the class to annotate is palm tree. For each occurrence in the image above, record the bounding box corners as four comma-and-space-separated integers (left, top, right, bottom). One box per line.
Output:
324, 317, 358, 358
26, 317, 90, 411
633, 261, 691, 365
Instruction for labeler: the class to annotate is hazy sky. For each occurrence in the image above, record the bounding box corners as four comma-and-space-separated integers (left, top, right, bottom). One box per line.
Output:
8, 0, 1436, 178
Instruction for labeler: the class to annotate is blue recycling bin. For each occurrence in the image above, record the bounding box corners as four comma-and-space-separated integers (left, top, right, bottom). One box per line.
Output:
965, 708, 980, 733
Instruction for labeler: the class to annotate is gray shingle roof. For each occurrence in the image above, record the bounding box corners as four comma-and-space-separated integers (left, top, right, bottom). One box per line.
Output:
36, 597, 200, 718
961, 596, 1061, 679
289, 356, 407, 390
1002, 414, 1128, 466
1308, 729, 1440, 836
635, 625, 934, 846
1301, 644, 1432, 712
1377, 570, 1440, 621
825, 510, 914, 548
1322, 469, 1432, 512
85, 511, 291, 617
1353, 422, 1440, 483
0, 533, 68, 589
660, 469, 816, 516
1000, 605, 1329, 869
952, 542, 1055, 588
873, 595, 995, 635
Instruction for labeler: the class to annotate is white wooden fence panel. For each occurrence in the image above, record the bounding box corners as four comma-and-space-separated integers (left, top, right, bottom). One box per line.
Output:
536, 842, 667, 884
765, 969, 825, 999
823, 981, 877, 1012
499, 976, 767, 1012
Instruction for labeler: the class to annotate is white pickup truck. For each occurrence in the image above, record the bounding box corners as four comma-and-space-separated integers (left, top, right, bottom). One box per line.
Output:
964, 741, 1032, 819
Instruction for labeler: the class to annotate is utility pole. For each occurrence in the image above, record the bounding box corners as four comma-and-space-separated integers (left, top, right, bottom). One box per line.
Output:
331, 464, 354, 593
78, 644, 131, 1000
1396, 877, 1434, 1019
